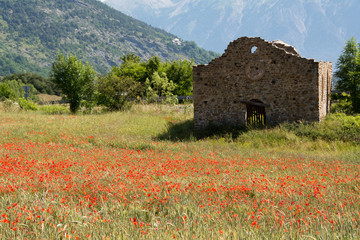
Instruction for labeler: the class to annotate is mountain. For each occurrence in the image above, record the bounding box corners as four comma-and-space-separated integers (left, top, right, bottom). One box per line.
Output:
0, 0, 219, 77
102, 0, 360, 65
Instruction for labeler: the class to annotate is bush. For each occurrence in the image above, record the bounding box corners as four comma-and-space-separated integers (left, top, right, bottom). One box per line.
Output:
330, 92, 353, 114
162, 95, 179, 105
325, 113, 360, 142
81, 100, 97, 114
282, 113, 360, 143
1, 99, 18, 112
17, 98, 38, 111
39, 105, 71, 115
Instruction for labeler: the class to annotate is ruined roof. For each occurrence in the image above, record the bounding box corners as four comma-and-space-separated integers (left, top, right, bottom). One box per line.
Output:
271, 40, 301, 57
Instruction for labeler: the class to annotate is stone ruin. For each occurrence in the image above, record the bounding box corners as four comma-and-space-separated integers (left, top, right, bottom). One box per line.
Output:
193, 37, 332, 130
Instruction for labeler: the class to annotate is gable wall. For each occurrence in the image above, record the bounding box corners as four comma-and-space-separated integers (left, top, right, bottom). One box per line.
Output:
194, 37, 332, 130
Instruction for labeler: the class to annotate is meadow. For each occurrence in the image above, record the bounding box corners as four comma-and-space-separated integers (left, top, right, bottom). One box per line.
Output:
0, 103, 359, 239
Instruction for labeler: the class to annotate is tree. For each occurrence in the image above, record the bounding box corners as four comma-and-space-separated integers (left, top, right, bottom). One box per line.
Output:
51, 52, 97, 113
114, 54, 193, 98
0, 83, 15, 101
2, 73, 61, 95
146, 56, 161, 79
114, 54, 147, 84
97, 72, 141, 111
1, 79, 38, 101
144, 72, 177, 103
164, 59, 194, 96
335, 37, 360, 113
120, 53, 141, 64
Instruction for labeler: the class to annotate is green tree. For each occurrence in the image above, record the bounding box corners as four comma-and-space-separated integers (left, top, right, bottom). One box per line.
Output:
146, 56, 161, 80
115, 54, 147, 83
51, 52, 97, 113
145, 72, 176, 100
114, 54, 193, 98
164, 59, 194, 96
120, 53, 141, 64
2, 73, 61, 95
4, 80, 25, 99
0, 83, 15, 100
1, 79, 38, 101
97, 72, 141, 111
335, 37, 360, 113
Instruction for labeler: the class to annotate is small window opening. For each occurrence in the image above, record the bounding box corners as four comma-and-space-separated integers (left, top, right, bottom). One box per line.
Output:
251, 46, 258, 54
204, 101, 208, 104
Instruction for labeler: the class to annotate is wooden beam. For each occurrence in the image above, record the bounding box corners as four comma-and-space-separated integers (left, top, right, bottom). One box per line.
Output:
240, 100, 270, 108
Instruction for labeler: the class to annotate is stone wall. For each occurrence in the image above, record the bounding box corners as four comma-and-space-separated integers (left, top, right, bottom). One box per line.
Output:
318, 61, 333, 120
193, 37, 332, 130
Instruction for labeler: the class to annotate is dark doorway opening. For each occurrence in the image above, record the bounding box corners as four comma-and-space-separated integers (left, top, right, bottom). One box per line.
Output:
242, 99, 267, 126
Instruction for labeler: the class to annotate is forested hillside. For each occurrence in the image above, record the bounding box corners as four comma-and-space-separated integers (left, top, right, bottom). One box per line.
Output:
0, 0, 218, 76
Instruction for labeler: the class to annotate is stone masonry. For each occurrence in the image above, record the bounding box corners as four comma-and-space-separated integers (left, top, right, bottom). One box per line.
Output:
193, 37, 332, 130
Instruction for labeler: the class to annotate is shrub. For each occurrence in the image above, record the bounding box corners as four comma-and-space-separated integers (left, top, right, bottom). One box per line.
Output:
282, 113, 360, 143
330, 92, 353, 114
17, 98, 38, 111
81, 100, 97, 114
325, 113, 360, 142
1, 99, 18, 112
39, 105, 71, 115
162, 95, 179, 105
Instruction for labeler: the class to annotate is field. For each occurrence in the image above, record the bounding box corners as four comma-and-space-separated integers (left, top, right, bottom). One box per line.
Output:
0, 104, 359, 239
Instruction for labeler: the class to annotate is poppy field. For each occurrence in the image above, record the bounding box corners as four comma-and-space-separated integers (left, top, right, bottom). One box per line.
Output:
0, 106, 359, 239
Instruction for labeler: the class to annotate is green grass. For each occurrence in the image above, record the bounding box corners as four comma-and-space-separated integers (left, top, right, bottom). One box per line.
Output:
1, 103, 359, 161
